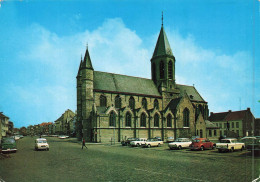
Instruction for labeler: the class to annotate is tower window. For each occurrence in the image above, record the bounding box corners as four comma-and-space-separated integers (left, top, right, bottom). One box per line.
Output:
129, 96, 135, 110
160, 61, 164, 79
142, 98, 147, 109
154, 99, 159, 109
154, 113, 159, 127
140, 113, 146, 127
100, 95, 107, 107
152, 63, 156, 80
168, 60, 173, 79
167, 114, 172, 127
183, 108, 189, 127
109, 111, 116, 127
115, 95, 121, 109
125, 112, 132, 127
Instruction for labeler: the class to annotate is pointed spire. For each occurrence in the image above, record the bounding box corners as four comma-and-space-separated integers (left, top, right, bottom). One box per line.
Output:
152, 16, 174, 59
77, 56, 83, 77
82, 45, 94, 70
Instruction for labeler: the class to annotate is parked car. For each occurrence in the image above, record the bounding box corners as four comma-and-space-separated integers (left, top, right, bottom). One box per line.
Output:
1, 137, 17, 153
35, 138, 49, 151
168, 138, 192, 150
154, 136, 162, 141
58, 135, 69, 139
246, 137, 260, 155
141, 138, 163, 148
241, 136, 259, 148
130, 138, 147, 147
189, 138, 215, 151
216, 138, 245, 153
166, 137, 175, 143
121, 138, 138, 146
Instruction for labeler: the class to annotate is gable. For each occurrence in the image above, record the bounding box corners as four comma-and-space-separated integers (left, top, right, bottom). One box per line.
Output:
177, 84, 205, 102
94, 71, 161, 97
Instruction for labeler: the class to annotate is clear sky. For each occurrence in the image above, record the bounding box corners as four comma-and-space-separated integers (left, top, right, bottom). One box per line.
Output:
0, 0, 259, 128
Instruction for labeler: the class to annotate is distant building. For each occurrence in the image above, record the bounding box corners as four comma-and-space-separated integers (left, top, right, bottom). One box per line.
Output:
54, 109, 75, 135
208, 108, 255, 137
205, 120, 220, 140
0, 112, 9, 140
255, 118, 260, 136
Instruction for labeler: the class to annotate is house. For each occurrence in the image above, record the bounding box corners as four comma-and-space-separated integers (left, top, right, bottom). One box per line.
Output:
0, 112, 9, 141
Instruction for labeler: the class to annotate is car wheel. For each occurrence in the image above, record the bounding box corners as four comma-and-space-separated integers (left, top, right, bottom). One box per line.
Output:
200, 146, 204, 151
178, 146, 182, 150
158, 143, 161, 147
137, 143, 140, 147
218, 149, 222, 153
230, 148, 234, 152
241, 146, 244, 151
147, 144, 151, 148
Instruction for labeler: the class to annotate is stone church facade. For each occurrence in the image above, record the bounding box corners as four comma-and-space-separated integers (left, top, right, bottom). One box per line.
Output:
76, 24, 209, 143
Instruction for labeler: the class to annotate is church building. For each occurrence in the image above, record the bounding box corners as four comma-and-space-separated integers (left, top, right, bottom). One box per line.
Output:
76, 22, 209, 143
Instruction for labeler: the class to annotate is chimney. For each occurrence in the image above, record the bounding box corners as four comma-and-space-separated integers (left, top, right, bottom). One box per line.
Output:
228, 110, 232, 112
247, 107, 250, 111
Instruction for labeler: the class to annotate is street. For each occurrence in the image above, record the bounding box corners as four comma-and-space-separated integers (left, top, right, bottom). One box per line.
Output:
0, 137, 259, 182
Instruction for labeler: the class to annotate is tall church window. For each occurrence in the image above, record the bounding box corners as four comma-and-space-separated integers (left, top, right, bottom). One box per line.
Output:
167, 114, 172, 127
125, 112, 131, 127
152, 63, 156, 80
129, 96, 135, 110
100, 95, 107, 107
115, 95, 121, 109
154, 113, 159, 127
140, 113, 146, 127
142, 98, 147, 109
109, 111, 116, 127
168, 61, 173, 79
154, 99, 159, 109
183, 108, 189, 127
160, 61, 164, 79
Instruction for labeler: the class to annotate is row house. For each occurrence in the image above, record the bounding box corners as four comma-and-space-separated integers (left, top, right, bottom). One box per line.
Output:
0, 112, 10, 141
54, 109, 75, 135
208, 108, 255, 138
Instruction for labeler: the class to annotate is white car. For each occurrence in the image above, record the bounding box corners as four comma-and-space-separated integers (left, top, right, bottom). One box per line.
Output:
130, 138, 147, 147
168, 138, 192, 150
58, 135, 69, 139
35, 138, 49, 151
216, 138, 245, 152
141, 138, 163, 148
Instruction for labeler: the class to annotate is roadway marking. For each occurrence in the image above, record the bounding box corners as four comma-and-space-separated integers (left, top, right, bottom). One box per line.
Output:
134, 168, 209, 182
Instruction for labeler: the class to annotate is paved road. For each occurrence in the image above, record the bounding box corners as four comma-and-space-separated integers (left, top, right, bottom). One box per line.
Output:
0, 137, 259, 182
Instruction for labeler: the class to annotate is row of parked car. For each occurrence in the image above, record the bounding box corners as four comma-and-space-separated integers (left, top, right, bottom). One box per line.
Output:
121, 136, 260, 154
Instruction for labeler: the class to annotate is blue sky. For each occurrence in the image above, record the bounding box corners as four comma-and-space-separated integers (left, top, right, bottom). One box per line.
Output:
0, 0, 259, 128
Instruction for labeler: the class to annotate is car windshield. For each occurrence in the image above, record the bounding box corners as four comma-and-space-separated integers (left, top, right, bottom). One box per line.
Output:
192, 139, 200, 143
220, 140, 230, 143
2, 138, 15, 143
37, 140, 47, 143
175, 138, 185, 142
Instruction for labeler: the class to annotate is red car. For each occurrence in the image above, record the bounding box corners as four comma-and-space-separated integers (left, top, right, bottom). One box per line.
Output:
189, 138, 215, 151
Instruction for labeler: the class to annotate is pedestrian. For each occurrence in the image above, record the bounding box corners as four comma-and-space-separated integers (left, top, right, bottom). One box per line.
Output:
82, 138, 87, 149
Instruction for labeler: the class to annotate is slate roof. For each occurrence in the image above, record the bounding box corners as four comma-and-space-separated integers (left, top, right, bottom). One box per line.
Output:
208, 109, 249, 122
82, 48, 93, 70
152, 26, 174, 58
0, 112, 9, 119
205, 120, 219, 129
94, 71, 162, 98
165, 97, 182, 111
177, 84, 205, 102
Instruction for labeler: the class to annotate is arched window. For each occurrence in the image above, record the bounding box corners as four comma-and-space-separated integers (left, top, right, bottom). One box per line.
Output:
167, 114, 172, 127
140, 113, 146, 127
168, 60, 173, 79
109, 111, 116, 127
154, 113, 159, 127
125, 112, 131, 127
183, 108, 189, 127
152, 63, 156, 80
154, 99, 159, 109
129, 96, 135, 110
100, 95, 107, 107
142, 98, 147, 109
115, 95, 121, 109
160, 61, 164, 79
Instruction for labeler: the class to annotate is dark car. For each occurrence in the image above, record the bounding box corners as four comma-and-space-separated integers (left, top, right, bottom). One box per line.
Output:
189, 138, 215, 151
121, 138, 138, 146
246, 137, 260, 155
1, 137, 17, 153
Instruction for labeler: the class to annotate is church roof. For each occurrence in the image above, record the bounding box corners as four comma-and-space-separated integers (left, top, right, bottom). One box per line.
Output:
152, 26, 174, 59
165, 97, 182, 111
82, 48, 93, 70
93, 71, 161, 98
177, 84, 206, 103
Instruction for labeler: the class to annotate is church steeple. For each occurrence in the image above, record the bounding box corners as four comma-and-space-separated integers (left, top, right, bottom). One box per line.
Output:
82, 47, 93, 70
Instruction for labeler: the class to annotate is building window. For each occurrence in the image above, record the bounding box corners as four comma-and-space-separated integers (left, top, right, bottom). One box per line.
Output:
154, 113, 159, 127
168, 60, 173, 79
167, 114, 172, 127
209, 130, 212, 137
160, 61, 164, 79
224, 123, 227, 128
219, 123, 222, 128
200, 129, 203, 138
220, 130, 222, 136
100, 95, 107, 107
109, 111, 116, 127
154, 99, 159, 109
115, 95, 121, 109
183, 108, 189, 127
232, 122, 234, 128
236, 130, 239, 135
236, 122, 239, 128
140, 113, 146, 127
125, 112, 131, 127
129, 96, 135, 110
142, 98, 147, 109
214, 130, 217, 136
152, 63, 156, 80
